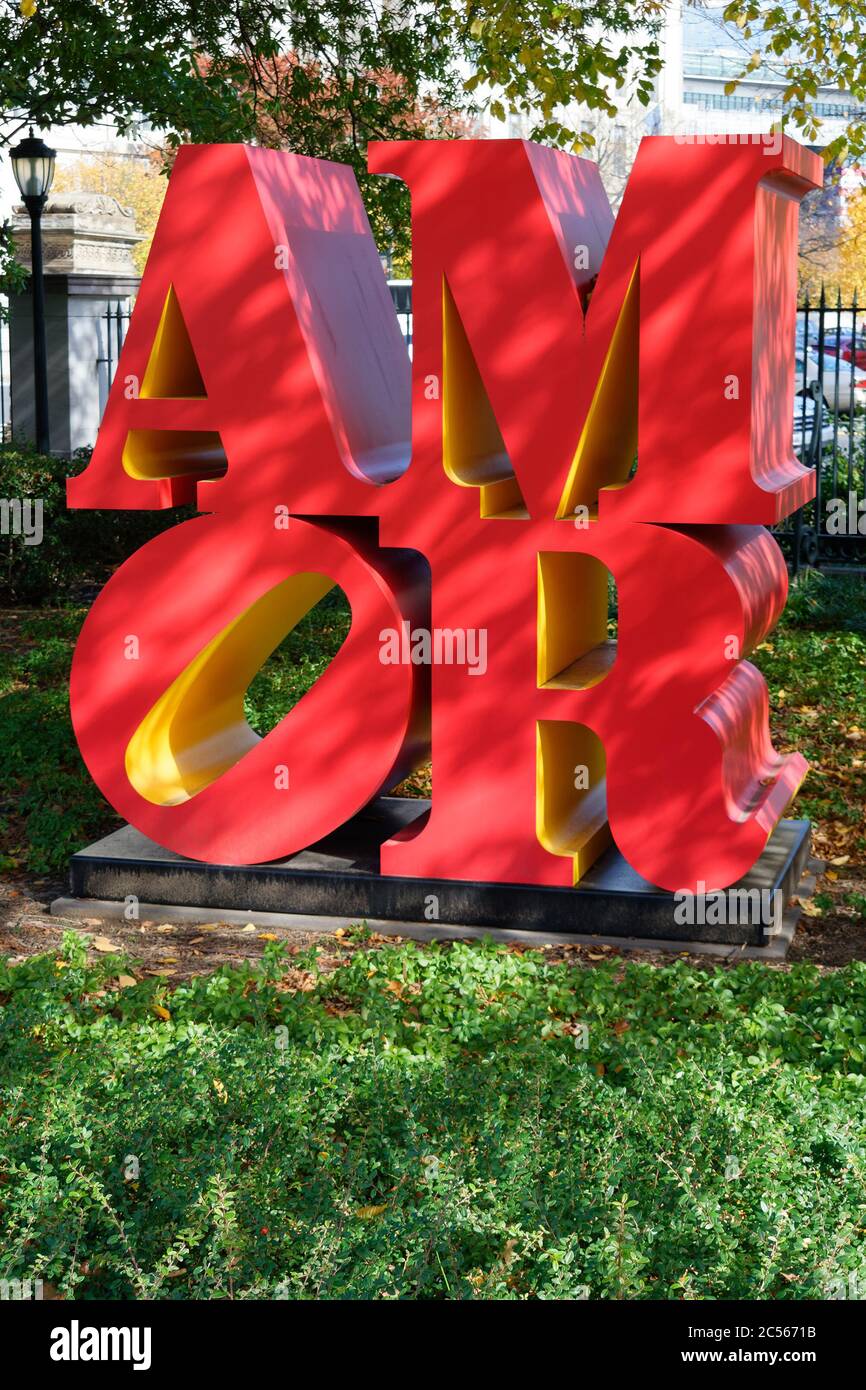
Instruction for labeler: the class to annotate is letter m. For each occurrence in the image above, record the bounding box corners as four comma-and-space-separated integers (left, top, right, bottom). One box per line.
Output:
369, 136, 822, 524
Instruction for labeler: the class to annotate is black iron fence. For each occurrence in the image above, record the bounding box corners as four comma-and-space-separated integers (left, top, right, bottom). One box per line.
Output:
96, 301, 131, 416
778, 290, 866, 570
91, 285, 864, 570
388, 279, 413, 356
95, 288, 412, 394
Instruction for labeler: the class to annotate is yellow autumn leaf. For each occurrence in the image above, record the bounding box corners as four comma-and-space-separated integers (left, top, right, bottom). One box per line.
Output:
355, 1204, 387, 1219
213, 1079, 228, 1103
91, 936, 119, 953
258, 933, 278, 941
152, 1005, 171, 1020
798, 899, 823, 918
20, 0, 37, 16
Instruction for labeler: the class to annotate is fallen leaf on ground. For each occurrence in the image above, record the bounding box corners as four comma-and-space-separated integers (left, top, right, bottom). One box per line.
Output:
91, 936, 118, 953
798, 899, 823, 918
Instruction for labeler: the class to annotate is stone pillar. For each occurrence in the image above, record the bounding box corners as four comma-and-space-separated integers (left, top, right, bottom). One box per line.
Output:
9, 192, 142, 454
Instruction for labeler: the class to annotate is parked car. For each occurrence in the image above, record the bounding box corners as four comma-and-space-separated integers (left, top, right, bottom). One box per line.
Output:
792, 391, 839, 456
795, 351, 866, 414
821, 328, 866, 370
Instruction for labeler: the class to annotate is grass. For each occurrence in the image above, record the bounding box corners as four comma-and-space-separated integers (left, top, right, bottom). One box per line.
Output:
244, 587, 351, 737
751, 570, 866, 864
1, 929, 865, 1300
0, 608, 117, 875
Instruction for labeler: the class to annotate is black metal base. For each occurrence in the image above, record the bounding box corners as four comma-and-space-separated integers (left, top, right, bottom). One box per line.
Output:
67, 800, 812, 947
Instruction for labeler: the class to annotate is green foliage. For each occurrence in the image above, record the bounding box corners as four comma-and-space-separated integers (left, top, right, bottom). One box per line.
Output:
721, 0, 866, 162
1, 935, 865, 1299
0, 221, 27, 311
0, 443, 191, 603
462, 0, 663, 147
750, 570, 866, 859
244, 588, 351, 736
0, 0, 466, 267
2, 0, 865, 273
0, 609, 119, 873
782, 566, 866, 635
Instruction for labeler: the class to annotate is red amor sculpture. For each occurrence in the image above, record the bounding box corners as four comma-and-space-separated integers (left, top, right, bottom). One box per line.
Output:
68, 135, 820, 891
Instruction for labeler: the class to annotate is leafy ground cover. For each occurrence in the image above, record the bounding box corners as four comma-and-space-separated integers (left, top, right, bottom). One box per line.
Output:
1, 929, 865, 1300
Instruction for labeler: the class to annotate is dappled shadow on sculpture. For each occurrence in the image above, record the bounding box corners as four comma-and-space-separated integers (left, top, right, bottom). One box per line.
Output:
67, 134, 818, 897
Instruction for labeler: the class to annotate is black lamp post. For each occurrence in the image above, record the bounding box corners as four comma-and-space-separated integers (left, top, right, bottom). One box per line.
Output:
10, 128, 56, 454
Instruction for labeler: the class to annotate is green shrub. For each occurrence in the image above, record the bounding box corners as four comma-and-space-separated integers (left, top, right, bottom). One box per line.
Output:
0, 443, 191, 603
1, 935, 865, 1300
